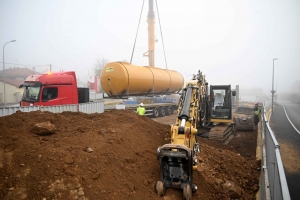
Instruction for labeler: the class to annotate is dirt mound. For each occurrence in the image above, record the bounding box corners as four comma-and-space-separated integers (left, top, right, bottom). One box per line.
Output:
0, 110, 259, 199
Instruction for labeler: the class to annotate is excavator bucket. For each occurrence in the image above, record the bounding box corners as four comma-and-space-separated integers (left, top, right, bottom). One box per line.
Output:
236, 106, 254, 115
235, 101, 254, 115
233, 116, 254, 131
156, 144, 196, 199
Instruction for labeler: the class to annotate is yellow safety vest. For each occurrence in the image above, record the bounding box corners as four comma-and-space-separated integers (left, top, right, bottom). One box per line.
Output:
254, 107, 261, 115
137, 106, 146, 115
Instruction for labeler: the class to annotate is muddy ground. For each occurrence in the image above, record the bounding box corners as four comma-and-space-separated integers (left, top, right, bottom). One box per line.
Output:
0, 110, 259, 200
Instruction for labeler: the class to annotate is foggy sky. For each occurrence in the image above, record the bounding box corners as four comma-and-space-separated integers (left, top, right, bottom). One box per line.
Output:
1, 0, 300, 94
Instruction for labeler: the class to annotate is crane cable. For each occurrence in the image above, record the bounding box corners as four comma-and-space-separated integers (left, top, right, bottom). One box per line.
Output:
130, 0, 145, 64
155, 0, 168, 69
130, 0, 168, 69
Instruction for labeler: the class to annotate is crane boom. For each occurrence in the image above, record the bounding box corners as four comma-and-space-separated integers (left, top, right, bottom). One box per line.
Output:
147, 0, 155, 67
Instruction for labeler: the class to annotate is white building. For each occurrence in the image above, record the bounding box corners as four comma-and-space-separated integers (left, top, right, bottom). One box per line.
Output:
0, 67, 39, 105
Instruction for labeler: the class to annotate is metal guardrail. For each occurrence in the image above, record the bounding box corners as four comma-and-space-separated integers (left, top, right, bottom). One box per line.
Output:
0, 101, 105, 117
260, 105, 291, 200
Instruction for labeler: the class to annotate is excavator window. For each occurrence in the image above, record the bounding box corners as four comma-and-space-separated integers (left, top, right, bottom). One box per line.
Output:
212, 89, 230, 118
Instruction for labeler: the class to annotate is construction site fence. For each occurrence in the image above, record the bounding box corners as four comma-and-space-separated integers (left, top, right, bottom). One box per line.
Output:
0, 101, 105, 117
260, 105, 291, 200
90, 92, 104, 100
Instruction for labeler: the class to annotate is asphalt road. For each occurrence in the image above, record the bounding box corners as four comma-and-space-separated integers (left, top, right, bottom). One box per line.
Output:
270, 101, 300, 200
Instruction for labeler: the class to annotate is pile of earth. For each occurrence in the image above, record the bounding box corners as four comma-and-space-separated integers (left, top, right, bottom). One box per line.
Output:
0, 110, 260, 200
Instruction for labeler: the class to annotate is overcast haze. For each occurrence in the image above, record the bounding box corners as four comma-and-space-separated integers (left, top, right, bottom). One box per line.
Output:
1, 0, 300, 94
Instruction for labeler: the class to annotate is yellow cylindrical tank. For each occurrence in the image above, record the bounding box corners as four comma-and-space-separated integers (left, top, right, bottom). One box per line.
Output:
100, 62, 184, 97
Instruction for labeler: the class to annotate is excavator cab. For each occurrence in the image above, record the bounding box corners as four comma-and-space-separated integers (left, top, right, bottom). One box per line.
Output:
210, 85, 235, 123
207, 85, 236, 143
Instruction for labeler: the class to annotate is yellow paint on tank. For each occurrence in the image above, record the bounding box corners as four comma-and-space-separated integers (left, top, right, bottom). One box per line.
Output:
100, 62, 184, 97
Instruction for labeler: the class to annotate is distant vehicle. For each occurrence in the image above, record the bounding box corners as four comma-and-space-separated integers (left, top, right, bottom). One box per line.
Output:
19, 71, 89, 106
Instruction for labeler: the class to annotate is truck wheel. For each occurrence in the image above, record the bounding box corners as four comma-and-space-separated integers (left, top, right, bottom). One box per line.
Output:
166, 106, 173, 115
160, 107, 166, 117
152, 108, 160, 118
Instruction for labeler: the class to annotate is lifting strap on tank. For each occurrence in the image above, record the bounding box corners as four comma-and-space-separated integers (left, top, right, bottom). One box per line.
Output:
108, 79, 121, 99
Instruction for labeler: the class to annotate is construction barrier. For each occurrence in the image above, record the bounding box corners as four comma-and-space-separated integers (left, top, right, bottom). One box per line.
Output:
259, 105, 291, 200
0, 101, 104, 117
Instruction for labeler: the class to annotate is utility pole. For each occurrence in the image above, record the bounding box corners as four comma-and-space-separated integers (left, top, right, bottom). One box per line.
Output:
2, 40, 16, 106
235, 85, 239, 109
271, 58, 278, 114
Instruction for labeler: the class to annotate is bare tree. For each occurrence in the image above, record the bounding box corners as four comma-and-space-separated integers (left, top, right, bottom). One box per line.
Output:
93, 58, 109, 76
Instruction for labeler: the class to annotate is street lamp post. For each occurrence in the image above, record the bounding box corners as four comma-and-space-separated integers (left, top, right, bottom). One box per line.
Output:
271, 58, 278, 114
2, 40, 16, 106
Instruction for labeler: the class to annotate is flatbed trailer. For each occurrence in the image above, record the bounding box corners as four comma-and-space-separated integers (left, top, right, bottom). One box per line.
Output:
105, 103, 178, 118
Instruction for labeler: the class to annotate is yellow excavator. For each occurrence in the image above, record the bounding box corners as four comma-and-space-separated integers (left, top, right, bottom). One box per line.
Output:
156, 70, 207, 199
156, 71, 236, 199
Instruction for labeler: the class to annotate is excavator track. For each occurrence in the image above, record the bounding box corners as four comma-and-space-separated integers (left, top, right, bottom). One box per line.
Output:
208, 123, 236, 144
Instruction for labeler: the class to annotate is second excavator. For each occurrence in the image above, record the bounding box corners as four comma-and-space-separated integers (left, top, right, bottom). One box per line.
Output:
156, 70, 236, 199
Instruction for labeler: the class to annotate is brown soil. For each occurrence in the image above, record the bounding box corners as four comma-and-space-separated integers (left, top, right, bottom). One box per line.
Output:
0, 110, 260, 200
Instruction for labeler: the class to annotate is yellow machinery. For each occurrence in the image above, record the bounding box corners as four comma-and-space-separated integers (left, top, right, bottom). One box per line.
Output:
156, 70, 208, 199
206, 85, 236, 143
156, 72, 237, 199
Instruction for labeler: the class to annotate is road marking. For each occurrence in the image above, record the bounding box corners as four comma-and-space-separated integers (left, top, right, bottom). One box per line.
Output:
283, 106, 300, 134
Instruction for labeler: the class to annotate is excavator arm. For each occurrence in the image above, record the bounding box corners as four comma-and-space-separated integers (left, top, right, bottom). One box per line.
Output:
156, 70, 208, 199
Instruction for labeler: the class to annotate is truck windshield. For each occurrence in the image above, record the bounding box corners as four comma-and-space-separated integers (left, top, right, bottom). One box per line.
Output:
22, 86, 40, 101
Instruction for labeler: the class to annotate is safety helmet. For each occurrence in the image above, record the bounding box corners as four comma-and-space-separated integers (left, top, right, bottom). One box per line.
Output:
140, 103, 144, 107
254, 102, 258, 105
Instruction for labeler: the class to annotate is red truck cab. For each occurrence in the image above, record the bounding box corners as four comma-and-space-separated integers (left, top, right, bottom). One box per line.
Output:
20, 71, 88, 106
